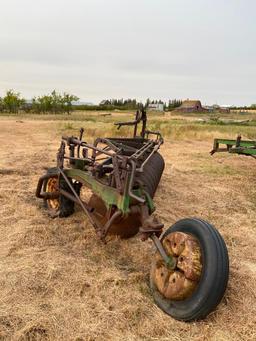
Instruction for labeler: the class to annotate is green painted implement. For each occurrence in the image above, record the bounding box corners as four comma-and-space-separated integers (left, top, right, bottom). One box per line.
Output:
211, 135, 256, 158
35, 110, 229, 322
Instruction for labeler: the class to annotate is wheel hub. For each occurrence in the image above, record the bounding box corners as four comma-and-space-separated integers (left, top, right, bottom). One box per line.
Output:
152, 232, 202, 300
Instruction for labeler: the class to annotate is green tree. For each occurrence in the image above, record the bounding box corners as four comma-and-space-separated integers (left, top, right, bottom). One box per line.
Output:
168, 99, 182, 110
51, 90, 62, 114
32, 95, 53, 113
0, 97, 3, 112
63, 92, 79, 114
145, 98, 150, 107
32, 90, 79, 114
3, 89, 25, 113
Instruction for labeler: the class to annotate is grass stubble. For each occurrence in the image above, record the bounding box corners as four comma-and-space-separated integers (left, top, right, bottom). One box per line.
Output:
0, 111, 255, 340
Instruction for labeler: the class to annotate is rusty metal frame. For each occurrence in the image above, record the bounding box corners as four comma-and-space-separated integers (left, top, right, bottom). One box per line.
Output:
36, 110, 170, 263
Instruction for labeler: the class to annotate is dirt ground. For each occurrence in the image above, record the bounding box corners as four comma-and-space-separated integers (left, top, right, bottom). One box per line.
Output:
0, 117, 255, 340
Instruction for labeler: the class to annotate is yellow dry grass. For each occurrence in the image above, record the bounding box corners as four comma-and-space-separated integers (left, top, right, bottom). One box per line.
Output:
0, 113, 255, 340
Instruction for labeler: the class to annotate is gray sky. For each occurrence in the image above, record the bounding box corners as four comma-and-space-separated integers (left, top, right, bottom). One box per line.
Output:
0, 0, 255, 105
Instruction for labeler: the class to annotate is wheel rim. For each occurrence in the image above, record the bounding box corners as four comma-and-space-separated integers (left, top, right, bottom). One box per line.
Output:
46, 177, 59, 211
152, 232, 202, 300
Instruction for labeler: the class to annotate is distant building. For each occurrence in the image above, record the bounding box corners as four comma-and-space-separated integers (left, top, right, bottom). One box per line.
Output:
175, 100, 206, 112
147, 103, 164, 112
219, 107, 230, 113
72, 101, 94, 106
205, 104, 230, 113
99, 100, 111, 106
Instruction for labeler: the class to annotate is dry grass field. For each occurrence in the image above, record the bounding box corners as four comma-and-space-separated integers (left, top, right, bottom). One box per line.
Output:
0, 111, 256, 340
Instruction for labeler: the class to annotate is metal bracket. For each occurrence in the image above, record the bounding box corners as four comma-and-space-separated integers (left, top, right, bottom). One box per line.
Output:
150, 234, 177, 270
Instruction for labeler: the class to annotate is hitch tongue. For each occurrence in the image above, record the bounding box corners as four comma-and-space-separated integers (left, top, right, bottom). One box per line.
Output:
150, 234, 177, 270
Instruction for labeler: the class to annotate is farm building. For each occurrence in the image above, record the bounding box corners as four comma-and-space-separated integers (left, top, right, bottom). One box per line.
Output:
175, 100, 206, 112
147, 103, 164, 112
205, 104, 231, 113
218, 105, 231, 113
99, 100, 111, 106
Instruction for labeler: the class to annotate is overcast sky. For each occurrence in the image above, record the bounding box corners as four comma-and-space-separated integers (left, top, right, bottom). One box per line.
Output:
0, 0, 255, 105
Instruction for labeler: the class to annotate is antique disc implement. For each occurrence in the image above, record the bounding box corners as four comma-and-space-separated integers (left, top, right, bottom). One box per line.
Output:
210, 135, 256, 158
36, 110, 229, 321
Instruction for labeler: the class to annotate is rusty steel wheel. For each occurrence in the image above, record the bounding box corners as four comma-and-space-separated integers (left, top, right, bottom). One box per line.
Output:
43, 168, 60, 217
43, 167, 76, 218
45, 176, 60, 212
150, 218, 229, 321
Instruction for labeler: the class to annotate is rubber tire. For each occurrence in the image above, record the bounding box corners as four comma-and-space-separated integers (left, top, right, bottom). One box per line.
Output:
150, 218, 229, 321
43, 167, 76, 218
137, 152, 165, 198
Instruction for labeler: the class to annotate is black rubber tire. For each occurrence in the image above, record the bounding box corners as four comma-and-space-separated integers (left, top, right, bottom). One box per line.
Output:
150, 218, 229, 321
43, 167, 76, 218
137, 152, 165, 198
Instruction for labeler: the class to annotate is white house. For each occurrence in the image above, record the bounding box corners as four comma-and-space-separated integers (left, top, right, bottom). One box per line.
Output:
147, 103, 164, 112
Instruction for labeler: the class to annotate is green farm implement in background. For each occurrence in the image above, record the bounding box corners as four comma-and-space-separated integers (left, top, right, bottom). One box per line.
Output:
211, 135, 256, 158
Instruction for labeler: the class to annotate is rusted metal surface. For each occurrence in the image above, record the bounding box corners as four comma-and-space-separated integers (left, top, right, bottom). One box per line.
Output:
59, 188, 94, 212
150, 234, 177, 269
114, 109, 147, 138
36, 172, 59, 199
34, 110, 230, 320
152, 232, 202, 300
36, 110, 165, 242
59, 168, 101, 232
45, 177, 59, 211
139, 204, 163, 240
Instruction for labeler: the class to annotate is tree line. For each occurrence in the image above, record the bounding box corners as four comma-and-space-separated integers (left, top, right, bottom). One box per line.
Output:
0, 89, 184, 114
0, 90, 78, 114
96, 98, 182, 111
1, 89, 256, 114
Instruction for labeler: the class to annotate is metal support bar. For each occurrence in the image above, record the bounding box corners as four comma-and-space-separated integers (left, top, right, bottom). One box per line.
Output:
64, 156, 92, 163
36, 172, 59, 198
59, 188, 94, 212
62, 136, 115, 157
128, 160, 145, 204
58, 168, 101, 230
150, 234, 177, 270
136, 145, 160, 172
131, 140, 154, 160
40, 191, 59, 200
101, 210, 122, 239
